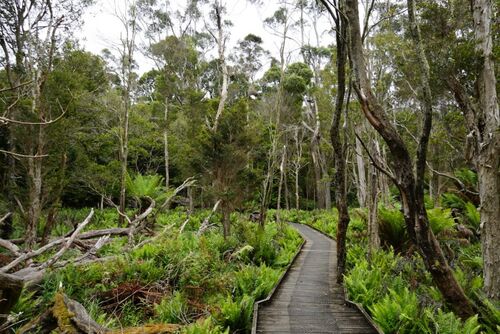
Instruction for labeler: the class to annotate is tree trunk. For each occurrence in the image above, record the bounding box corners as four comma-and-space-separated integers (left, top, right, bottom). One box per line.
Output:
367, 164, 380, 259
342, 0, 474, 318
222, 207, 230, 238
311, 144, 324, 209
0, 272, 24, 327
26, 77, 45, 249
472, 0, 500, 300
329, 0, 350, 283
118, 6, 137, 226
276, 145, 287, 223
119, 97, 130, 226
355, 134, 367, 207
164, 96, 170, 189
211, 0, 228, 133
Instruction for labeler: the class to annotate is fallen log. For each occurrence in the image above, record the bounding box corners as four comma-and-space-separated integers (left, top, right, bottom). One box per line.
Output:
0, 272, 24, 327
17, 292, 181, 334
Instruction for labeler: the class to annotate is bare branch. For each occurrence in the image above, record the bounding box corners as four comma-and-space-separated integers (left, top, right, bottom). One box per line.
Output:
426, 162, 479, 196
0, 238, 20, 256
0, 149, 48, 159
41, 209, 95, 269
0, 210, 94, 273
354, 132, 397, 183
0, 80, 33, 93
159, 177, 196, 211
53, 235, 111, 269
0, 212, 12, 225
197, 199, 222, 236
0, 99, 67, 125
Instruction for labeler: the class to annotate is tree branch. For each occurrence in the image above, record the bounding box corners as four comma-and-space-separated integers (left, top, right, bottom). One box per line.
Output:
354, 131, 397, 183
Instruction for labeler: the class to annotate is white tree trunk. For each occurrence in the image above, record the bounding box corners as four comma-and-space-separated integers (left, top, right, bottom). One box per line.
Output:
473, 0, 500, 300
212, 0, 228, 133
276, 145, 287, 223
163, 96, 170, 189
118, 3, 137, 226
355, 135, 367, 207
367, 164, 380, 259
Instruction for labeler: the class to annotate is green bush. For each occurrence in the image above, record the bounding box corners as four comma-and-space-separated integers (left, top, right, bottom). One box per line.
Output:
234, 265, 281, 300
378, 206, 408, 251
423, 309, 481, 334
370, 288, 420, 334
216, 295, 254, 332
427, 208, 455, 236
155, 291, 188, 324
464, 202, 480, 231
441, 193, 466, 211
182, 318, 229, 334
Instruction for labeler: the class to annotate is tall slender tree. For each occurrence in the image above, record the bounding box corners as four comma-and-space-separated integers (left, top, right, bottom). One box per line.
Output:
338, 0, 475, 318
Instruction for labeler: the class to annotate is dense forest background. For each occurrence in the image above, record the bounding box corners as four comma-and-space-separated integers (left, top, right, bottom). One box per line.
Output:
0, 0, 498, 333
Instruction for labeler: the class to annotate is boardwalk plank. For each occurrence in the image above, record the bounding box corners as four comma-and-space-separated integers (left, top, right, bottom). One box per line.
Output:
255, 223, 377, 334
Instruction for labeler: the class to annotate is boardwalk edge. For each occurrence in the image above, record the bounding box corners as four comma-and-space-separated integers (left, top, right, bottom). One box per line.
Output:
251, 229, 306, 334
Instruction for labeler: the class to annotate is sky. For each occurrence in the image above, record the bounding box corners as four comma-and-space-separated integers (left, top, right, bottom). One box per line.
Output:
76, 0, 335, 74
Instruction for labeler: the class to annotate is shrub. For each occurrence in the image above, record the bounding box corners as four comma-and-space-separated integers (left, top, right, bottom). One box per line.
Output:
427, 208, 455, 236
182, 318, 229, 334
441, 193, 466, 211
216, 295, 254, 332
155, 291, 188, 324
234, 265, 281, 300
370, 288, 420, 333
378, 206, 408, 251
463, 202, 480, 231
423, 309, 481, 334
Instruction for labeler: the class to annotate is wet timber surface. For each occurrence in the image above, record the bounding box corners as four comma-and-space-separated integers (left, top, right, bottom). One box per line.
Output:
255, 223, 377, 334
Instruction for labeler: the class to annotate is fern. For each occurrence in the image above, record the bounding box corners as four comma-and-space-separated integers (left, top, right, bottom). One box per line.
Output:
126, 173, 167, 202
378, 206, 408, 251
427, 208, 455, 236
441, 193, 466, 210
369, 288, 419, 333
464, 202, 480, 230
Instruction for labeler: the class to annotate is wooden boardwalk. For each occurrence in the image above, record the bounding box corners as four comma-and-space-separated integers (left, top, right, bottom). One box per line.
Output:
255, 223, 377, 334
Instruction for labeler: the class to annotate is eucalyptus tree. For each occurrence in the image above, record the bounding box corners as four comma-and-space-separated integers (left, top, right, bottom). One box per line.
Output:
103, 0, 139, 225
340, 0, 475, 319
0, 0, 93, 247
257, 3, 297, 224
413, 0, 499, 300
470, 0, 499, 301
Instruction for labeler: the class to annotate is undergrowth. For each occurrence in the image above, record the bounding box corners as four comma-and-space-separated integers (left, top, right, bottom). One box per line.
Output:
297, 206, 500, 334
12, 209, 302, 334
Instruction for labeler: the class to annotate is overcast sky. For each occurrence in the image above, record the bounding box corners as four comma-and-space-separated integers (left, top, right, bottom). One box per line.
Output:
76, 0, 335, 73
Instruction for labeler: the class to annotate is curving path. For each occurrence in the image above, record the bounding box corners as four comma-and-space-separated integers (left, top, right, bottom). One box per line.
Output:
255, 223, 377, 333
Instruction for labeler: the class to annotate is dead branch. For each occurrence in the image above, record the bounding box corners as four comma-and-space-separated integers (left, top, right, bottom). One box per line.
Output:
0, 210, 94, 274
42, 209, 95, 269
53, 235, 111, 269
425, 162, 479, 196
197, 200, 222, 236
354, 131, 397, 184
0, 106, 66, 125
179, 217, 191, 234
0, 272, 24, 327
0, 212, 11, 225
159, 177, 196, 211
16, 292, 181, 334
0, 149, 48, 159
0, 238, 20, 256
134, 223, 175, 250
127, 197, 155, 247
0, 80, 33, 93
